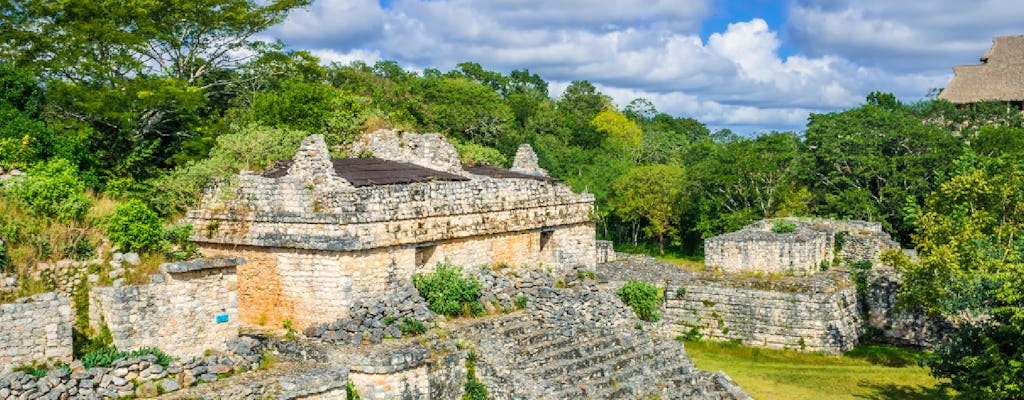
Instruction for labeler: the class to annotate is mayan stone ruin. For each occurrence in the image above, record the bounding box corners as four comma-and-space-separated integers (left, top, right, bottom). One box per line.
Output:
184, 130, 596, 330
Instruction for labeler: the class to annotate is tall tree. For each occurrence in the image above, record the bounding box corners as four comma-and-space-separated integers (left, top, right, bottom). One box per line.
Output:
0, 0, 311, 178
611, 164, 686, 254
804, 101, 962, 242
891, 152, 1024, 398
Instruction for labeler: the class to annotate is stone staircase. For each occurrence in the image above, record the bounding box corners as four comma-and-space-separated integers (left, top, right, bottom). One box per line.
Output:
470, 316, 750, 400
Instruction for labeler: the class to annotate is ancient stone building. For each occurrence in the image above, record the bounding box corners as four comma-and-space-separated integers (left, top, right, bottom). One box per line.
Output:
185, 130, 596, 329
90, 257, 242, 359
704, 218, 900, 274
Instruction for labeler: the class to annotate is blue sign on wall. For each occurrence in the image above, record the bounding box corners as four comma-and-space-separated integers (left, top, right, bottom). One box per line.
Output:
215, 314, 229, 323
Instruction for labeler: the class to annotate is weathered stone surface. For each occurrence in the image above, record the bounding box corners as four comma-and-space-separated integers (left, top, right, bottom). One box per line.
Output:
352, 129, 464, 174
510, 143, 548, 176
0, 293, 73, 373
186, 132, 597, 330
90, 258, 240, 359
705, 218, 901, 275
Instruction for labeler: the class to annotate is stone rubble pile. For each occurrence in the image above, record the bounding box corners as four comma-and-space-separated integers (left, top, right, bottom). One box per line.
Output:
304, 285, 435, 344
0, 337, 264, 400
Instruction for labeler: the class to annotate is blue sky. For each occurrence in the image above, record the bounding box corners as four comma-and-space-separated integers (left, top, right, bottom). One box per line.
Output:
268, 0, 1024, 134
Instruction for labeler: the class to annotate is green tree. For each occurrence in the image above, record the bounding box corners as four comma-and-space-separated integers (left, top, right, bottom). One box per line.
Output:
690, 132, 804, 239
891, 153, 1024, 398
412, 75, 513, 145
592, 109, 642, 163
611, 164, 686, 254
1, 0, 311, 179
804, 101, 963, 242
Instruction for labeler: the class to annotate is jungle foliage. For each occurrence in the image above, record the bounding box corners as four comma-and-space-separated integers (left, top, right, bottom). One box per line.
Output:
1, 3, 1023, 395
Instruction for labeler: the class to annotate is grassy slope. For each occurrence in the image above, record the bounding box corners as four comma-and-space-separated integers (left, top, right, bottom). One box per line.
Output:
684, 341, 952, 400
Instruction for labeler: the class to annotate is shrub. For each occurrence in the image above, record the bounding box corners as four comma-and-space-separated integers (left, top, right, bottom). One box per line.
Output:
9, 158, 91, 221
346, 381, 362, 400
161, 223, 199, 261
771, 221, 798, 234
514, 294, 528, 310
413, 263, 484, 318
463, 351, 488, 400
617, 280, 664, 322
454, 141, 508, 167
399, 317, 427, 336
147, 123, 309, 216
81, 347, 175, 369
105, 199, 163, 252
0, 240, 7, 273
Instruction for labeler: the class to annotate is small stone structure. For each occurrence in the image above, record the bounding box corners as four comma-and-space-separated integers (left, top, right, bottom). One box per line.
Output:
0, 293, 72, 373
704, 218, 900, 274
185, 130, 596, 330
90, 257, 242, 359
667, 274, 861, 353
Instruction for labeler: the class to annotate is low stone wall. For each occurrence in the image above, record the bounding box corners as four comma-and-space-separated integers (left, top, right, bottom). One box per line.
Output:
90, 258, 242, 359
866, 267, 953, 348
0, 293, 73, 373
704, 228, 830, 274
600, 256, 863, 355
665, 277, 862, 354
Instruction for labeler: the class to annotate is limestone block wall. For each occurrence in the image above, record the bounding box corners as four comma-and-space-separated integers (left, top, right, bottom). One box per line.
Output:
188, 177, 594, 255
704, 229, 831, 274
200, 222, 594, 330
595, 240, 616, 264
343, 341, 465, 400
0, 293, 72, 372
200, 244, 415, 330
866, 267, 952, 348
539, 223, 597, 271
351, 129, 464, 174
89, 258, 241, 359
665, 280, 861, 354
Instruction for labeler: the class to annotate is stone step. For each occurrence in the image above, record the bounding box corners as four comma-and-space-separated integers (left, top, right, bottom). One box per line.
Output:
518, 334, 625, 367
530, 337, 670, 383
558, 358, 693, 399
514, 329, 621, 364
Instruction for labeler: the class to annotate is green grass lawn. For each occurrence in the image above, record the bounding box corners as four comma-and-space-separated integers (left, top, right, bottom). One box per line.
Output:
683, 341, 953, 400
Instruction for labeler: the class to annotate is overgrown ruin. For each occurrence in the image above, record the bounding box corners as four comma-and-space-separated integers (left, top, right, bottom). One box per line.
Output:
2, 131, 957, 399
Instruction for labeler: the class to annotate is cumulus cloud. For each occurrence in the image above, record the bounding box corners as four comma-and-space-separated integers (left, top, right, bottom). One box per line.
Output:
787, 0, 1024, 71
267, 0, 1011, 133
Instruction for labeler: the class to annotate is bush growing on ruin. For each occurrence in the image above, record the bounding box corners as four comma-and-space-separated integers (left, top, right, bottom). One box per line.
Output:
413, 263, 484, 318
8, 158, 91, 222
617, 280, 663, 322
399, 317, 427, 336
105, 199, 163, 252
771, 221, 797, 234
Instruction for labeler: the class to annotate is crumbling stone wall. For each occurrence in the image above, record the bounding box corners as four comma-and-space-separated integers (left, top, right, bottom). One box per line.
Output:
352, 129, 463, 174
866, 266, 953, 348
665, 277, 862, 354
90, 258, 242, 358
705, 218, 900, 274
0, 293, 72, 372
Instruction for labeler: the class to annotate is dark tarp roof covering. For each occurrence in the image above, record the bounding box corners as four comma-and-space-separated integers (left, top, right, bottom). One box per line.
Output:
465, 164, 558, 182
332, 158, 469, 186
261, 158, 469, 186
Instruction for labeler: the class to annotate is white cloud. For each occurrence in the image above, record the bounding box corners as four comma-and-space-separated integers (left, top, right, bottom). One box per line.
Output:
267, 0, 1014, 133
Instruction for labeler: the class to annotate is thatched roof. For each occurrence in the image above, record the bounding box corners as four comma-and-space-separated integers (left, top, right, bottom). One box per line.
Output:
939, 35, 1024, 104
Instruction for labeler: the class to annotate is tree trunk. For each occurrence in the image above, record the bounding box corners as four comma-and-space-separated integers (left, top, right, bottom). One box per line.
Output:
658, 233, 665, 255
